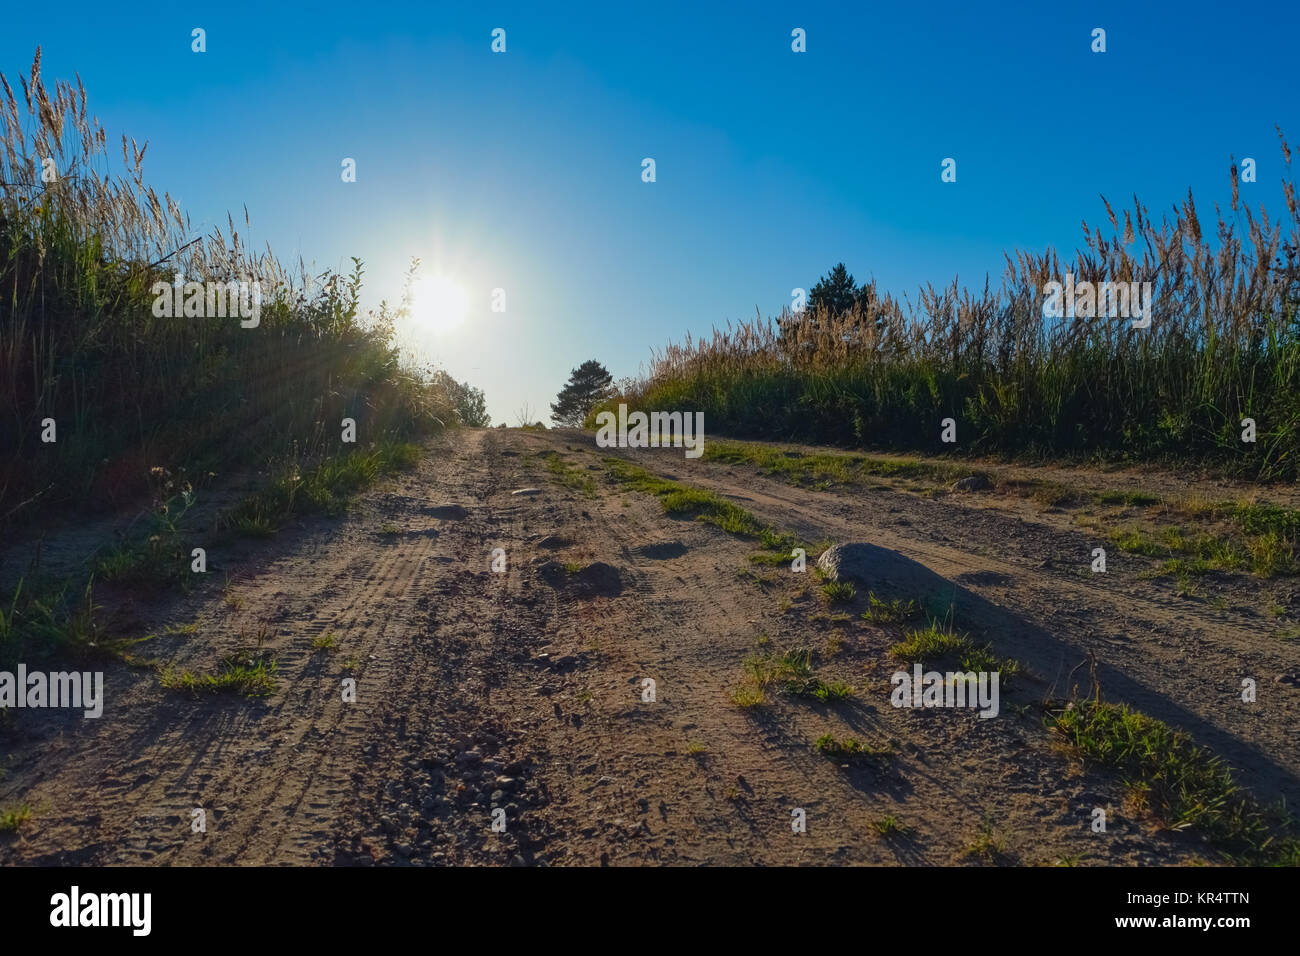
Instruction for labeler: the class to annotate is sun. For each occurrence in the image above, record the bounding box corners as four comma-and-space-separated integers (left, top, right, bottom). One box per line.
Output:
410, 275, 469, 334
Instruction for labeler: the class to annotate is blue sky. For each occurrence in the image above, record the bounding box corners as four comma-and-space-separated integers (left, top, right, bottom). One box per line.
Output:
4, 0, 1297, 423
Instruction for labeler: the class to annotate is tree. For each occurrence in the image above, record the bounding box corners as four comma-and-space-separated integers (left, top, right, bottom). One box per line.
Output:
780, 262, 887, 353
808, 262, 863, 317
431, 371, 491, 427
550, 360, 613, 426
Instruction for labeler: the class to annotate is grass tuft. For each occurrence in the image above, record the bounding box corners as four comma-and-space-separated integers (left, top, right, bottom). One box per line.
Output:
1047, 700, 1300, 864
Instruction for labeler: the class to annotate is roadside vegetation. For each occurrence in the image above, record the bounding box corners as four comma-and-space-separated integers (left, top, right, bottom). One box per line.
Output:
601, 451, 1298, 865
600, 134, 1300, 481
1047, 700, 1300, 865
0, 52, 481, 667
603, 457, 798, 554
704, 439, 1300, 581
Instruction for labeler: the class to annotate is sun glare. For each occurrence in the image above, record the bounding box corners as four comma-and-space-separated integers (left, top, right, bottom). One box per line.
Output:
410, 275, 469, 335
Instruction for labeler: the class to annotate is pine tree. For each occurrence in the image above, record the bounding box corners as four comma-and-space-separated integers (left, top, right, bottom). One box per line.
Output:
550, 360, 613, 426
780, 262, 884, 353
808, 262, 862, 316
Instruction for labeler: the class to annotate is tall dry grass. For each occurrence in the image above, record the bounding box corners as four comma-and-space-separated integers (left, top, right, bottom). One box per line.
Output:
0, 49, 456, 531
615, 134, 1300, 478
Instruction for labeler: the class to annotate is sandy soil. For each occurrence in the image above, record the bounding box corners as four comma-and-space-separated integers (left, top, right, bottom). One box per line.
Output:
1, 427, 1296, 866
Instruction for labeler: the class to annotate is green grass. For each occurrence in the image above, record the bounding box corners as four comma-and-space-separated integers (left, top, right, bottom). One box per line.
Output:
729, 683, 767, 709
92, 485, 202, 590
1025, 481, 1076, 507
809, 680, 855, 702
704, 441, 968, 489
962, 816, 1009, 863
733, 646, 854, 705
1112, 519, 1296, 579
1097, 490, 1164, 507
889, 623, 1022, 683
747, 549, 805, 568
0, 803, 32, 833
861, 591, 922, 624
872, 814, 910, 837
159, 649, 278, 697
221, 441, 422, 535
820, 580, 856, 603
310, 631, 338, 652
544, 451, 597, 497
815, 733, 891, 760
1109, 527, 1167, 557
0, 576, 102, 669
1048, 700, 1300, 864
603, 458, 795, 552
666, 434, 1300, 581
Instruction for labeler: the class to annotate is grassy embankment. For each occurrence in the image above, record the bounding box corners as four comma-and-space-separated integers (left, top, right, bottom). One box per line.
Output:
0, 51, 461, 668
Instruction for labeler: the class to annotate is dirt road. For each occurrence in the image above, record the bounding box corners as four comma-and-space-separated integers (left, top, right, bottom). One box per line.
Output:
2, 427, 1296, 865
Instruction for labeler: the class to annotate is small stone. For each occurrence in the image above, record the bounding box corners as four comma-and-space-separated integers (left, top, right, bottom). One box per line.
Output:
426, 504, 470, 520
951, 475, 993, 492
816, 542, 963, 612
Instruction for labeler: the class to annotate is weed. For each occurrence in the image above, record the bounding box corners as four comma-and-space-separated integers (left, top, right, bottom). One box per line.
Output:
962, 815, 1008, 862
821, 580, 856, 603
862, 592, 922, 624
872, 814, 910, 837
1047, 700, 1300, 863
815, 734, 890, 760
311, 631, 338, 652
0, 804, 32, 833
159, 648, 277, 696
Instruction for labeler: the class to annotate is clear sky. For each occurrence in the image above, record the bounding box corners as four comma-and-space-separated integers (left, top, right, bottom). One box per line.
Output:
4, 1, 1297, 424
